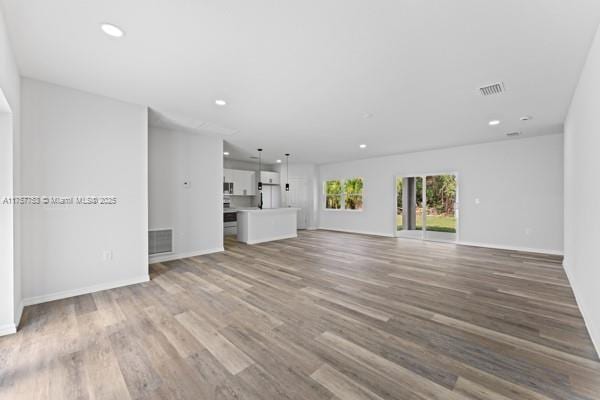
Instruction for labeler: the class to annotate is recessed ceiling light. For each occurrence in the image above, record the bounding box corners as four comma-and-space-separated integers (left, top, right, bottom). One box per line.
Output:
488, 120, 501, 126
520, 115, 533, 121
101, 23, 124, 38
359, 144, 367, 149
223, 151, 229, 156
215, 99, 227, 106
276, 159, 282, 163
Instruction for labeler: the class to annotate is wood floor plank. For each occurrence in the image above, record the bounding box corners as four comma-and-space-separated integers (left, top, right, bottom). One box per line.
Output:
317, 331, 469, 400
311, 363, 386, 400
182, 271, 225, 293
453, 377, 514, 400
175, 310, 254, 375
431, 313, 600, 372
1, 230, 598, 399
82, 337, 131, 400
300, 287, 392, 322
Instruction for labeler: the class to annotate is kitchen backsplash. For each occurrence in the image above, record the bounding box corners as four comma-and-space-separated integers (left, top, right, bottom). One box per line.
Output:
229, 196, 254, 208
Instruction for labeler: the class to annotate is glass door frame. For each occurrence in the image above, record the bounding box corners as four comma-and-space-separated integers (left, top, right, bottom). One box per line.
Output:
393, 171, 460, 243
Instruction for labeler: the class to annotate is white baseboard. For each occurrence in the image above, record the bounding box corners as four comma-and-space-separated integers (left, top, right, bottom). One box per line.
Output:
563, 259, 600, 357
14, 300, 23, 328
317, 228, 562, 255
245, 234, 298, 245
318, 227, 395, 238
21, 275, 150, 307
0, 323, 16, 336
457, 240, 563, 256
0, 301, 25, 337
149, 247, 224, 264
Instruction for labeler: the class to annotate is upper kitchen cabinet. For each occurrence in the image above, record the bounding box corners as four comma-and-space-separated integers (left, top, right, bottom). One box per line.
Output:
223, 168, 233, 183
224, 168, 256, 196
260, 171, 280, 185
234, 169, 256, 196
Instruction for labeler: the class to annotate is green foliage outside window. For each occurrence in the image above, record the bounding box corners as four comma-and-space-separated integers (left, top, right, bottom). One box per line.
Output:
324, 178, 364, 210
425, 175, 456, 215
325, 180, 342, 209
396, 175, 457, 232
344, 177, 364, 210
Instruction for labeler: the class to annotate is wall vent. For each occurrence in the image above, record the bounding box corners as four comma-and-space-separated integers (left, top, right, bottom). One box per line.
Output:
479, 82, 505, 96
149, 229, 173, 255
506, 131, 521, 137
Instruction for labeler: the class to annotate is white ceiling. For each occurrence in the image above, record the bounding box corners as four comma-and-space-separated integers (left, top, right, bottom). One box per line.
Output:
3, 0, 600, 164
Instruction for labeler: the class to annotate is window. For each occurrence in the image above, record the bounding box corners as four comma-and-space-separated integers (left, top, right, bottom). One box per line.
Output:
344, 177, 364, 210
324, 180, 342, 209
323, 177, 364, 211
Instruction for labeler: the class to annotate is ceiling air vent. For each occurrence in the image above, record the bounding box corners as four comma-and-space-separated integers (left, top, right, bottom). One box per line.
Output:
479, 82, 505, 96
506, 131, 521, 137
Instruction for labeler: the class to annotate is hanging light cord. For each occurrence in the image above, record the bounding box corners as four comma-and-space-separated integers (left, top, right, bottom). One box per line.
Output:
285, 153, 290, 194
258, 149, 262, 176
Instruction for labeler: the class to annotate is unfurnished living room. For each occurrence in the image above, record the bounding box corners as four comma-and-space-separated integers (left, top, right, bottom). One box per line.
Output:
1, 1, 600, 399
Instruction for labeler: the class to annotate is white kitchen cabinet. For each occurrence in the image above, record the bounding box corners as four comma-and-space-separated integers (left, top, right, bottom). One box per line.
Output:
240, 170, 257, 195
226, 169, 256, 196
224, 168, 234, 183
231, 170, 242, 195
224, 168, 257, 196
260, 171, 280, 185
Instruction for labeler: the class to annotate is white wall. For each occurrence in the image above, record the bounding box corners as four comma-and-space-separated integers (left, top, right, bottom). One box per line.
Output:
0, 6, 21, 335
0, 93, 15, 335
319, 134, 564, 254
564, 25, 600, 354
149, 126, 223, 262
21, 79, 149, 304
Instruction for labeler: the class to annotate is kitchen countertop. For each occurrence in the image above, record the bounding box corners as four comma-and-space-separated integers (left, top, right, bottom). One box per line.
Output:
223, 207, 257, 213
224, 207, 298, 213
237, 207, 300, 214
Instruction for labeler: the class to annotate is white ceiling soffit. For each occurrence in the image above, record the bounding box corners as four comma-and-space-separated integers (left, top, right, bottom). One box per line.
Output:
3, 0, 600, 164
148, 108, 237, 136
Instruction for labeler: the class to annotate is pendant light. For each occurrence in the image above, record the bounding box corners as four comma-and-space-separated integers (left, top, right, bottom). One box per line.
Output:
257, 148, 263, 191
285, 153, 290, 192
257, 148, 263, 210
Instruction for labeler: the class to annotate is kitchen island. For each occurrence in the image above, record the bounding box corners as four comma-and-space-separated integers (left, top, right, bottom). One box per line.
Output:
236, 208, 300, 244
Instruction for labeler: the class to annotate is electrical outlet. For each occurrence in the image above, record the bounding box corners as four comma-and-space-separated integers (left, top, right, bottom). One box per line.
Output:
474, 198, 481, 205
103, 250, 113, 261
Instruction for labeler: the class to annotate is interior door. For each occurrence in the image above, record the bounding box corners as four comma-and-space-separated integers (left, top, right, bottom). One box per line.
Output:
287, 178, 309, 229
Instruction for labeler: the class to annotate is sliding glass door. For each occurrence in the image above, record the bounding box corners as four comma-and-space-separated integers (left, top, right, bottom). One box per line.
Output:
396, 173, 458, 242
396, 176, 425, 239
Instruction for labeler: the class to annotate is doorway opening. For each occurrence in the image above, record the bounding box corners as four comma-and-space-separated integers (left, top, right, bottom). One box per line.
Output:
396, 173, 458, 242
1, 87, 16, 334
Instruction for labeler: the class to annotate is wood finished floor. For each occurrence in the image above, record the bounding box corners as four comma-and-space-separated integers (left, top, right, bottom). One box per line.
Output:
1, 230, 599, 400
